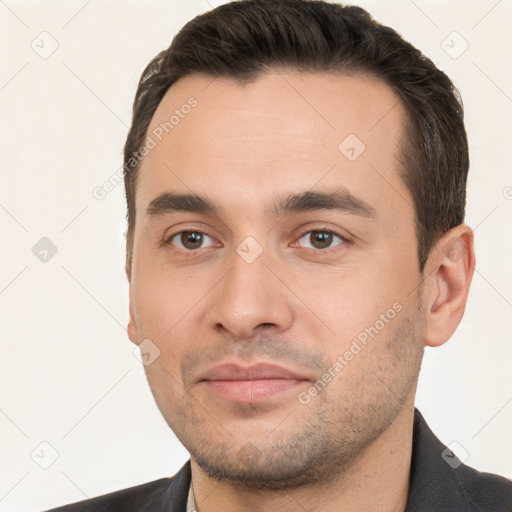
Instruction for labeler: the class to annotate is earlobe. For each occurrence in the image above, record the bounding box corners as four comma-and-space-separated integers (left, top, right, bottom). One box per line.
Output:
423, 225, 475, 347
126, 264, 140, 346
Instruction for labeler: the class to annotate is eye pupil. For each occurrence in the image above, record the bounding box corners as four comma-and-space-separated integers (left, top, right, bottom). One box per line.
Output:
311, 231, 333, 249
181, 231, 203, 249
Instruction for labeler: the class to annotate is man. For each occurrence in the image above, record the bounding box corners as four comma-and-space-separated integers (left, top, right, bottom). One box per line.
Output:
46, 0, 512, 510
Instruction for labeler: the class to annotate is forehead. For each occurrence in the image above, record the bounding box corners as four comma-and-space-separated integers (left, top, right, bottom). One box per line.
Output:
136, 70, 410, 218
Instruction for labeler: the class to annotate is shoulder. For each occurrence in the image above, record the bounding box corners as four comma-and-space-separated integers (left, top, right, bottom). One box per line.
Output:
408, 409, 512, 512
43, 462, 191, 512
454, 462, 512, 511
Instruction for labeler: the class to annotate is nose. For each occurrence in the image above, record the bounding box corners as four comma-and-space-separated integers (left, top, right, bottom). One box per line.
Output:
210, 247, 294, 339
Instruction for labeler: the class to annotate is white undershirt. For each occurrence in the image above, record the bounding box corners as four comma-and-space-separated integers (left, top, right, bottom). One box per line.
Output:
186, 479, 197, 512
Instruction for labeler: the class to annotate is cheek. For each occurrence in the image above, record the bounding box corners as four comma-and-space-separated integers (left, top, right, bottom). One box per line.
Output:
133, 275, 192, 404
293, 266, 398, 334
142, 359, 189, 435
133, 265, 204, 336
131, 284, 185, 388
292, 259, 421, 379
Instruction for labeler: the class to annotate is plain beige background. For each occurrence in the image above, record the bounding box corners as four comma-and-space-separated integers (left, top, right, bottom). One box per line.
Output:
1, 0, 511, 510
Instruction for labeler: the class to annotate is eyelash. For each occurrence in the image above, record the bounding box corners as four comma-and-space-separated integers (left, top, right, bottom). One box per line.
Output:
164, 226, 350, 256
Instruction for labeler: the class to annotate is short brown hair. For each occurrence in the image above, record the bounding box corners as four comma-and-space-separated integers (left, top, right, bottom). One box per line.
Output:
124, 0, 468, 273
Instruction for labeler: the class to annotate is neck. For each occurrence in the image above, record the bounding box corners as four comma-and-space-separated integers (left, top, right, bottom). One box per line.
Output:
190, 399, 416, 512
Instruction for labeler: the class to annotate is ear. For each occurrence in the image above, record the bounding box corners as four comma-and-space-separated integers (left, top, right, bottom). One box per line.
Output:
125, 262, 140, 346
423, 224, 475, 348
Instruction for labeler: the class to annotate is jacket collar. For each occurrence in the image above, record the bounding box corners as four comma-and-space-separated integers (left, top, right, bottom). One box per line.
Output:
405, 408, 482, 511
164, 460, 191, 511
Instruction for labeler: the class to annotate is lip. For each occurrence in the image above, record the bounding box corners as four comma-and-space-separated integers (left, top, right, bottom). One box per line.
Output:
200, 362, 307, 381
198, 363, 309, 404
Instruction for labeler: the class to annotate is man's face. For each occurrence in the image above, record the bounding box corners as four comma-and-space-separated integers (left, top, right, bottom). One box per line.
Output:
128, 71, 426, 487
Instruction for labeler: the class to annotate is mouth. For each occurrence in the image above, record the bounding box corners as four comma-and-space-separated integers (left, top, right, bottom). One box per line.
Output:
198, 362, 310, 404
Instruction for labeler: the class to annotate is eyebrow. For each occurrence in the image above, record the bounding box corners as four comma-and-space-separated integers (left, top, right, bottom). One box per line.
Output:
145, 188, 377, 219
146, 192, 217, 217
270, 189, 376, 218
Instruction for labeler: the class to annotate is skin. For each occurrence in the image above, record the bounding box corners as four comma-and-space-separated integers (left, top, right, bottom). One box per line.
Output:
127, 71, 475, 512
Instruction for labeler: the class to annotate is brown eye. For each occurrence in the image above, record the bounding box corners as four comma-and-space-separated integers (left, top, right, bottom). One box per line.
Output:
170, 231, 214, 250
298, 230, 344, 250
